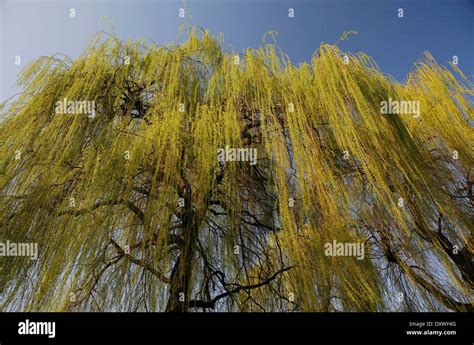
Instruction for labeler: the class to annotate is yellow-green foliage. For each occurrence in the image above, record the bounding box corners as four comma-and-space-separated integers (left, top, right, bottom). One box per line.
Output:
0, 28, 472, 311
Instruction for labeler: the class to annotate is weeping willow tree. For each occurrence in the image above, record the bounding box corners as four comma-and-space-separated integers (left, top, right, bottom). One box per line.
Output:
0, 27, 473, 312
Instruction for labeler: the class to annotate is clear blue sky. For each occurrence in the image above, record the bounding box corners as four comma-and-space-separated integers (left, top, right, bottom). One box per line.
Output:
1, 0, 473, 102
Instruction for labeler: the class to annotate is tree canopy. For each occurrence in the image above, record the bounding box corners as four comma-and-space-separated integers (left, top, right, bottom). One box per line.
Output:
0, 28, 472, 312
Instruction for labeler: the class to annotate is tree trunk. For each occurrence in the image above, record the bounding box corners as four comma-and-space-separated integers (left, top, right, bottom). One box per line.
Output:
165, 176, 200, 312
